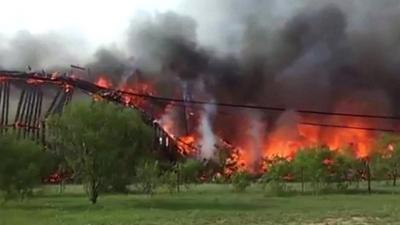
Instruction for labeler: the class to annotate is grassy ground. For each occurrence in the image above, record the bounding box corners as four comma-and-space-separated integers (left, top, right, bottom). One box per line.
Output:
1, 183, 400, 225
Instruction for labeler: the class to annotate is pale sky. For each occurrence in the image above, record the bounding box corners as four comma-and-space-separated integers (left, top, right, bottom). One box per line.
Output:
0, 0, 182, 46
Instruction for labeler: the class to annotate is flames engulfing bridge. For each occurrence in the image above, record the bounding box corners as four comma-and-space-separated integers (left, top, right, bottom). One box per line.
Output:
3, 69, 400, 175
0, 70, 187, 162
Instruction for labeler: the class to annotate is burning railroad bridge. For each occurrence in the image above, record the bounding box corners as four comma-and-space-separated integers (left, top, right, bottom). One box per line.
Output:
0, 69, 400, 176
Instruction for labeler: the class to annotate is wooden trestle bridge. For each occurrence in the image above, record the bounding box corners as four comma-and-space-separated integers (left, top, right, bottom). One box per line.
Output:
0, 70, 187, 161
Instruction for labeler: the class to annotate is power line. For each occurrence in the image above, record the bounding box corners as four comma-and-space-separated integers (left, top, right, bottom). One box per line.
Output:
118, 90, 400, 121
162, 102, 399, 133
2, 72, 399, 133
173, 104, 399, 133
299, 122, 399, 133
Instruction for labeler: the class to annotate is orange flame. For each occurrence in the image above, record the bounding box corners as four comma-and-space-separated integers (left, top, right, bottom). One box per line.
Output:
177, 135, 197, 155
27, 78, 44, 85
95, 76, 112, 88
120, 83, 155, 108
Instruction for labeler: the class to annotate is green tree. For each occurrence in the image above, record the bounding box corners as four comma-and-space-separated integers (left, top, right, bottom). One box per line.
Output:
262, 157, 293, 194
330, 149, 357, 191
293, 151, 310, 193
0, 133, 52, 201
47, 101, 153, 204
293, 146, 333, 194
373, 133, 400, 186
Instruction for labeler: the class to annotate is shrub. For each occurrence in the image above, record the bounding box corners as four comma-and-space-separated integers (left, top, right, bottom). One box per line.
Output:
0, 134, 52, 201
179, 159, 203, 189
161, 170, 178, 194
231, 171, 251, 192
262, 157, 293, 195
135, 161, 160, 195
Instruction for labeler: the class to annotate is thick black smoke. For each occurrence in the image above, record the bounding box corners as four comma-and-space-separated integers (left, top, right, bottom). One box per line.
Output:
86, 47, 131, 83
0, 30, 85, 71
1, 0, 400, 116
117, 0, 400, 141
125, 12, 210, 81
104, 1, 398, 116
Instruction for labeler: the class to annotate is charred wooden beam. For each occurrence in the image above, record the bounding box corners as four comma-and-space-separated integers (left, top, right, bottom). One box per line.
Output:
45, 88, 73, 117
0, 82, 3, 132
28, 87, 43, 141
0, 81, 10, 133
21, 87, 34, 138
35, 91, 43, 141
5, 81, 10, 129
45, 89, 62, 118
53, 91, 68, 114
14, 89, 26, 127
15, 89, 31, 137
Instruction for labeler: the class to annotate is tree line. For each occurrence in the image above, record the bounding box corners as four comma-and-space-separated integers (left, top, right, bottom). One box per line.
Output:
1, 101, 400, 204
259, 134, 400, 195
0, 101, 204, 204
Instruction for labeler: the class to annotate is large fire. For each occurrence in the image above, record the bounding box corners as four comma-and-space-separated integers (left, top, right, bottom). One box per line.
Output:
94, 75, 387, 175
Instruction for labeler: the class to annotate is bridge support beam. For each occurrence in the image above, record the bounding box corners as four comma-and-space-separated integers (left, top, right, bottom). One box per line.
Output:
14, 85, 43, 141
0, 80, 10, 134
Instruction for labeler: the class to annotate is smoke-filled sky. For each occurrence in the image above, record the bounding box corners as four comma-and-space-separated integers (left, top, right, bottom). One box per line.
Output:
1, 0, 398, 67
0, 0, 181, 45
1, 0, 400, 114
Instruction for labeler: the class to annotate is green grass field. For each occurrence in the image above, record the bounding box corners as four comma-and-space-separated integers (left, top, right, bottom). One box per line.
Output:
1, 183, 400, 225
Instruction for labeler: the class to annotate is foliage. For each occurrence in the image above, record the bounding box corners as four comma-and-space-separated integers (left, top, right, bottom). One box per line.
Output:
372, 133, 400, 186
292, 149, 311, 193
135, 161, 160, 195
231, 171, 251, 192
164, 160, 204, 192
262, 157, 293, 194
47, 101, 154, 203
330, 148, 358, 191
161, 170, 178, 194
179, 159, 204, 186
0, 133, 52, 201
293, 146, 334, 193
260, 148, 362, 194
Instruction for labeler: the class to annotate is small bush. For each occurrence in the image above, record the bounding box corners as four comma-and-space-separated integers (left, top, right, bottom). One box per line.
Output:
231, 171, 251, 192
135, 161, 160, 195
179, 159, 203, 190
163, 160, 204, 193
161, 170, 178, 194
261, 157, 293, 195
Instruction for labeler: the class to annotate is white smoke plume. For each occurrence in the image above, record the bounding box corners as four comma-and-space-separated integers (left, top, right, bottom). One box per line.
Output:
247, 111, 266, 170
198, 102, 216, 160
